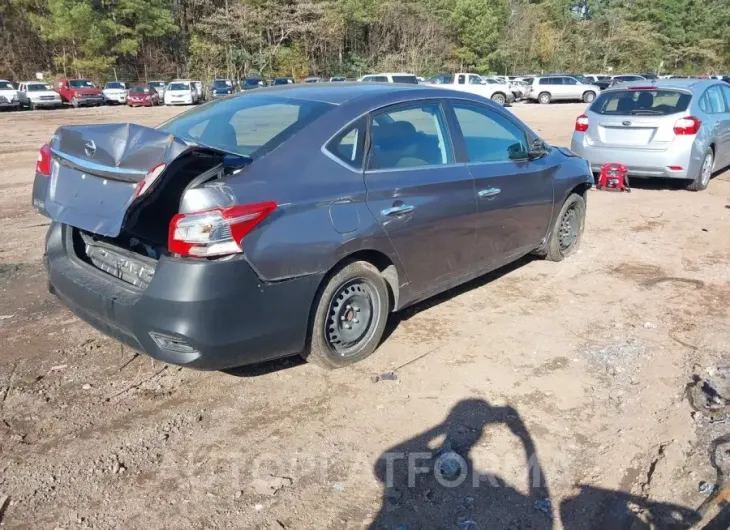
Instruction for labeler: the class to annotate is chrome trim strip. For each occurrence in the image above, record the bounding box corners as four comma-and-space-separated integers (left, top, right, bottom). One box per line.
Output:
51, 148, 146, 181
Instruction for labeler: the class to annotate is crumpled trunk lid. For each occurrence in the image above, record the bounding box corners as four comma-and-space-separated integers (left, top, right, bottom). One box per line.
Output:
33, 123, 216, 238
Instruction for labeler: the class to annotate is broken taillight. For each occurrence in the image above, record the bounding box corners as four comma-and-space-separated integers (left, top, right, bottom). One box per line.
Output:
134, 163, 166, 198
168, 202, 277, 257
36, 144, 52, 176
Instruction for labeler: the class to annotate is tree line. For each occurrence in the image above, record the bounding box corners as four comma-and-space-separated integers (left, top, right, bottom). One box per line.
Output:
1, 0, 729, 83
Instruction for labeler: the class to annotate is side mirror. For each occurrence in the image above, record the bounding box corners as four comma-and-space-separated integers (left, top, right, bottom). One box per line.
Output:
528, 139, 548, 160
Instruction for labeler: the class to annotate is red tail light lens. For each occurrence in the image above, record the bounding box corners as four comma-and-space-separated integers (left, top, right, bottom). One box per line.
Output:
168, 202, 277, 257
674, 116, 701, 135
36, 143, 52, 176
575, 114, 589, 132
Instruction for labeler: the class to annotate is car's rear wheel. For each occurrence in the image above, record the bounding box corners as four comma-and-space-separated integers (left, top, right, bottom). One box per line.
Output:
541, 193, 586, 262
303, 261, 389, 369
583, 91, 596, 103
686, 148, 713, 191
538, 92, 551, 105
491, 92, 507, 106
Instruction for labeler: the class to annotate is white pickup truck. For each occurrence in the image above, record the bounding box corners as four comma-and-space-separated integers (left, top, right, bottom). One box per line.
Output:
427, 73, 515, 106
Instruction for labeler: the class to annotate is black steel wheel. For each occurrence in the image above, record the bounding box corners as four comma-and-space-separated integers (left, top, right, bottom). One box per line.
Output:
304, 261, 390, 369
542, 193, 586, 262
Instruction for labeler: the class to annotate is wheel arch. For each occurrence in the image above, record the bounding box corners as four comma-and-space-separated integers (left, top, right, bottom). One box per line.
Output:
324, 249, 400, 311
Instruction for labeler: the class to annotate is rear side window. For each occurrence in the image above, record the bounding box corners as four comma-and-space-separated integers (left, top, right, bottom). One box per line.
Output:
391, 75, 417, 84
326, 118, 365, 169
699, 86, 727, 114
452, 103, 528, 163
539, 78, 551, 85
590, 89, 691, 116
367, 104, 452, 170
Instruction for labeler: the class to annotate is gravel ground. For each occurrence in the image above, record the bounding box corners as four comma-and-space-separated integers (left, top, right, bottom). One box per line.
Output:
0, 101, 729, 529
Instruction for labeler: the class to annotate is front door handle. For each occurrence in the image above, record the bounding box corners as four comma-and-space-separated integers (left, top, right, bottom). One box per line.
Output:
478, 188, 501, 199
382, 204, 415, 216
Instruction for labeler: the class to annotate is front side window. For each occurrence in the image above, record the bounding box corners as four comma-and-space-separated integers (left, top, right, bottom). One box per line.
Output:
564, 77, 578, 85
367, 103, 452, 170
452, 103, 528, 163
159, 95, 334, 158
457, 75, 466, 85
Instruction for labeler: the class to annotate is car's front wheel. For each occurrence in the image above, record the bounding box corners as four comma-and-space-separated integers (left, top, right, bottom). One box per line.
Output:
303, 261, 390, 369
491, 92, 507, 106
540, 193, 586, 262
686, 148, 713, 191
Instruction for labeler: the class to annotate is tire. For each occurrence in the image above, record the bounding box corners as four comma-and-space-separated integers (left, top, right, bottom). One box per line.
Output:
583, 91, 596, 103
542, 193, 586, 262
302, 261, 390, 369
491, 92, 507, 106
28, 101, 35, 111
686, 148, 713, 191
538, 92, 552, 105
71, 97, 79, 108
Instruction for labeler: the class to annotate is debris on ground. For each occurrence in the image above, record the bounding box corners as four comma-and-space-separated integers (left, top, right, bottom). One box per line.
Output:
534, 498, 552, 513
698, 481, 714, 496
371, 372, 398, 383
250, 475, 294, 496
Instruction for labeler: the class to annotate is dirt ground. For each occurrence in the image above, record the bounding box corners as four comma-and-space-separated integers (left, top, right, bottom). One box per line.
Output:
1, 102, 729, 530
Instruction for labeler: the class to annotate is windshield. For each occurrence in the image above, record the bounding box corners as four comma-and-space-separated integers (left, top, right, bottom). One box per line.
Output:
304, 78, 320, 83
273, 78, 291, 85
105, 82, 125, 89
131, 86, 150, 94
212, 80, 231, 88
330, 77, 346, 82
0, 81, 14, 90
150, 82, 165, 88
27, 84, 51, 91
591, 89, 692, 116
243, 78, 262, 86
168, 83, 189, 91
391, 75, 418, 84
69, 79, 95, 88
159, 95, 335, 158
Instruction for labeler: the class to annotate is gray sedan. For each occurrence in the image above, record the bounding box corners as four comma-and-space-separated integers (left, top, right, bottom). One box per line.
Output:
571, 79, 730, 191
32, 84, 592, 370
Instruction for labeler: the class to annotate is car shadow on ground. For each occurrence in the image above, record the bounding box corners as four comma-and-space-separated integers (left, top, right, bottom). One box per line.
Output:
367, 398, 702, 530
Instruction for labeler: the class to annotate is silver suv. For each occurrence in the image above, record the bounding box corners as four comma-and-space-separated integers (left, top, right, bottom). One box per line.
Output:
526, 75, 600, 104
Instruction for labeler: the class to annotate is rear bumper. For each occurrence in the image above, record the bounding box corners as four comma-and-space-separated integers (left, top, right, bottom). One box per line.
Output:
44, 222, 322, 370
570, 134, 698, 179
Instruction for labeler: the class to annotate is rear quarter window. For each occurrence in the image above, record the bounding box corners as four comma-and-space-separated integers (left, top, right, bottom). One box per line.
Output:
590, 89, 691, 116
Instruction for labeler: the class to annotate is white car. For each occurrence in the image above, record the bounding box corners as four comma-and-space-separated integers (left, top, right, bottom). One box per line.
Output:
358, 73, 419, 84
17, 81, 62, 110
164, 81, 196, 105
525, 75, 601, 104
0, 80, 20, 110
103, 81, 129, 104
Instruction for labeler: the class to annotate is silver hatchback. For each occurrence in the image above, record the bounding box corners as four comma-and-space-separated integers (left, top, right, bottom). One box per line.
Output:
571, 79, 730, 191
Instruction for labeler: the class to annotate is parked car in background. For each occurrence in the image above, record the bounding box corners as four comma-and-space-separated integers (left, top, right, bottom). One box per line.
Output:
32, 83, 592, 371
127, 85, 160, 107
191, 80, 204, 102
525, 75, 600, 104
571, 79, 729, 191
208, 79, 234, 98
359, 73, 419, 84
273, 77, 295, 86
241, 77, 267, 90
18, 81, 61, 110
164, 80, 196, 105
434, 73, 514, 106
486, 76, 524, 100
148, 81, 167, 100
594, 74, 647, 91
103, 81, 129, 105
329, 76, 347, 82
583, 74, 609, 84
0, 80, 20, 110
54, 79, 104, 107
640, 73, 659, 80
303, 77, 321, 83
425, 74, 454, 85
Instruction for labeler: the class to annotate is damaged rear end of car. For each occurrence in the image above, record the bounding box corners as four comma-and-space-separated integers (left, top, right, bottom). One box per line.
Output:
32, 121, 321, 370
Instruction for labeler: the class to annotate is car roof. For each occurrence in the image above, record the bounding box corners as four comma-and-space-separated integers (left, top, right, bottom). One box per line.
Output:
605, 79, 718, 92
224, 82, 485, 105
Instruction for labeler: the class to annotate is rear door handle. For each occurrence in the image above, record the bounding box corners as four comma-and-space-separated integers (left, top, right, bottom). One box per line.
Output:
382, 204, 415, 216
478, 188, 501, 199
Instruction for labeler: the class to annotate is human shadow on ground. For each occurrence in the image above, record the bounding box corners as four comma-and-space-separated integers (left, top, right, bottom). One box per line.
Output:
368, 398, 701, 530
